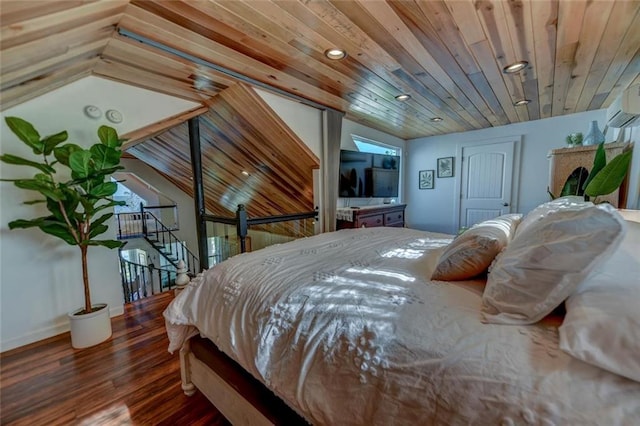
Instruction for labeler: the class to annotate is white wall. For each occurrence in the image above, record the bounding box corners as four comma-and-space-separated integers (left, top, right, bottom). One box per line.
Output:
625, 126, 640, 209
406, 110, 640, 234
0, 76, 201, 351
255, 89, 323, 158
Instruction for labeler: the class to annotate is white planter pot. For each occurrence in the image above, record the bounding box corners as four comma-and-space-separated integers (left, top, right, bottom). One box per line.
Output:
68, 303, 112, 349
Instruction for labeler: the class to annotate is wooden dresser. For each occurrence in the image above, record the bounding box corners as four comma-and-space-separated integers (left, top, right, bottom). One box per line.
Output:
336, 204, 406, 229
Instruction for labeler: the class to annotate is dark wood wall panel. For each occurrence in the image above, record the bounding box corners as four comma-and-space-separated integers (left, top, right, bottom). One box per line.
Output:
127, 83, 319, 225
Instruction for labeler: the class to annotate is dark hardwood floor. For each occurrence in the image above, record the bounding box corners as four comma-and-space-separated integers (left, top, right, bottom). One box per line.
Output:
0, 292, 230, 426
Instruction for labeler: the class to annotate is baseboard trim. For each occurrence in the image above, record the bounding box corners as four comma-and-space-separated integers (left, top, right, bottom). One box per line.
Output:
1, 304, 125, 353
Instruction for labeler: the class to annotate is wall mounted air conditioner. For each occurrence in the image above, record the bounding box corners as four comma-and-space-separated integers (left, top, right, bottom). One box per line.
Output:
606, 83, 640, 128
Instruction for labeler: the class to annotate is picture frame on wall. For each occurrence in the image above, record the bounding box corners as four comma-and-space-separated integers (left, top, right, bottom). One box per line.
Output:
437, 157, 454, 178
419, 169, 434, 189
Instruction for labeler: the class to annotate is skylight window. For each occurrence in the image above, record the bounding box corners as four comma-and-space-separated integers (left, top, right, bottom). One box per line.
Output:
352, 135, 398, 156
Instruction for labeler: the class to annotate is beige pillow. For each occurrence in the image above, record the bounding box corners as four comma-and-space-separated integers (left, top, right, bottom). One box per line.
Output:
431, 214, 522, 281
482, 202, 626, 325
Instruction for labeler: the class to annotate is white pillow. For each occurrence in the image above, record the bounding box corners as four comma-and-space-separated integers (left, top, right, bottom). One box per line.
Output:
559, 220, 640, 382
515, 196, 590, 237
431, 214, 522, 281
482, 202, 626, 325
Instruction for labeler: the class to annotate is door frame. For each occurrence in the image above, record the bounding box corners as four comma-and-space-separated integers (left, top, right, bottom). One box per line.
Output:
453, 135, 522, 232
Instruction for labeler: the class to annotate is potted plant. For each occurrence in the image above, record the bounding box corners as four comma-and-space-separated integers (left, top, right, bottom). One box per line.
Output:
1, 116, 125, 348
549, 142, 633, 203
582, 142, 633, 202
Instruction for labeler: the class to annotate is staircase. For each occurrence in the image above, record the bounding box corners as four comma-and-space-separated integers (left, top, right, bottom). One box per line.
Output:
116, 210, 200, 275
119, 256, 177, 302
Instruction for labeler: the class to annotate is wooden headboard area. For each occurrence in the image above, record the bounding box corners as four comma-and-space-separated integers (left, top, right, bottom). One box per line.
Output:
126, 83, 320, 236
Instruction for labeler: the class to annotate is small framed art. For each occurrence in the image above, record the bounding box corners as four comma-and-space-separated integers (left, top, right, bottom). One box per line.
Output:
419, 169, 434, 189
437, 157, 454, 178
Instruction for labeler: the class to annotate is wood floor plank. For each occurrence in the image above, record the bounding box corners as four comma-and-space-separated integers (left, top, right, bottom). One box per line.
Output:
0, 292, 229, 426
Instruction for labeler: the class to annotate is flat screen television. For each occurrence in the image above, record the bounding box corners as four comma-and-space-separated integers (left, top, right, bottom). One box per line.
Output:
338, 149, 400, 198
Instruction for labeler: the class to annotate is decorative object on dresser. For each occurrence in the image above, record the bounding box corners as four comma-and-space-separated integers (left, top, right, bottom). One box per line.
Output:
565, 132, 583, 147
548, 141, 633, 208
336, 203, 406, 229
418, 169, 434, 189
437, 156, 454, 178
582, 120, 605, 146
0, 117, 126, 349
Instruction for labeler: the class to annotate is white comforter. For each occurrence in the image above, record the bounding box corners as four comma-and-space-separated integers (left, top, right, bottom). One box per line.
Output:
164, 227, 640, 425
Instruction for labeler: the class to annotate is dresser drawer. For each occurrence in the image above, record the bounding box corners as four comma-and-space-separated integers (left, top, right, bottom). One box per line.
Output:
357, 214, 384, 228
336, 204, 406, 229
384, 210, 404, 226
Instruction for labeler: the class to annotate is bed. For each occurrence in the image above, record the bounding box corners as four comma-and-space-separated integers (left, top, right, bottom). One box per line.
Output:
164, 198, 640, 425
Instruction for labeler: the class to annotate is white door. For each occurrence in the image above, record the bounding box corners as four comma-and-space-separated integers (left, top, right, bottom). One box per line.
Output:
459, 141, 515, 228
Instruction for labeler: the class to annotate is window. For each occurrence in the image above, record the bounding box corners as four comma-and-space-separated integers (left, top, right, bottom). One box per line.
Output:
352, 135, 399, 156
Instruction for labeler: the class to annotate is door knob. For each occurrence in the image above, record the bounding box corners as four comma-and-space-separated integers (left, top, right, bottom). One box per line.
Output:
503, 202, 509, 207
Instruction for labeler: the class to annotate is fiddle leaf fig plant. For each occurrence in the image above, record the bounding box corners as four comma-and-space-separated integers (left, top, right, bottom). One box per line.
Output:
1, 117, 126, 314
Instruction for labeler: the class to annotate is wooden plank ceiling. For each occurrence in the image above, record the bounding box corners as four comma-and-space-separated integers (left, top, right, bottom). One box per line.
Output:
1, 0, 639, 140
126, 83, 319, 219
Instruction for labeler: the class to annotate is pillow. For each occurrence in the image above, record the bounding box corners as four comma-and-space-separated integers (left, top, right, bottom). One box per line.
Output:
559, 220, 640, 382
481, 202, 626, 325
431, 214, 522, 281
515, 196, 590, 237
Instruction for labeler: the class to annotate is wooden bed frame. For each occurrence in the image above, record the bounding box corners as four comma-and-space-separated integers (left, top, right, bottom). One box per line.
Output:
179, 334, 309, 426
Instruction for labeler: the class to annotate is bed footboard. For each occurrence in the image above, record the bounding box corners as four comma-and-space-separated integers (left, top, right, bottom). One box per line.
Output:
178, 335, 308, 426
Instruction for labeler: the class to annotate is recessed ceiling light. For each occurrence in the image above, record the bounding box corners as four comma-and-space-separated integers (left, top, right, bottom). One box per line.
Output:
430, 117, 443, 122
241, 170, 250, 176
324, 48, 347, 60
395, 94, 411, 101
514, 99, 531, 106
503, 60, 529, 74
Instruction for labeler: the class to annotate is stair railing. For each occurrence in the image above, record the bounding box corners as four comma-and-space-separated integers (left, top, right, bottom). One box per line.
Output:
115, 204, 178, 239
116, 212, 146, 239
202, 204, 318, 268
142, 210, 199, 274
142, 204, 179, 231
118, 255, 178, 303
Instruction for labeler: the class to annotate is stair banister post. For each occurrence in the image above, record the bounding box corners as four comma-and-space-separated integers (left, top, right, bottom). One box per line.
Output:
141, 265, 148, 297
236, 204, 248, 253
188, 116, 209, 271
141, 202, 147, 236
148, 261, 156, 295
175, 260, 190, 295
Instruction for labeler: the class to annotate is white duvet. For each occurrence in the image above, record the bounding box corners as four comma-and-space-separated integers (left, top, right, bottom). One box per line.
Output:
164, 227, 640, 425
